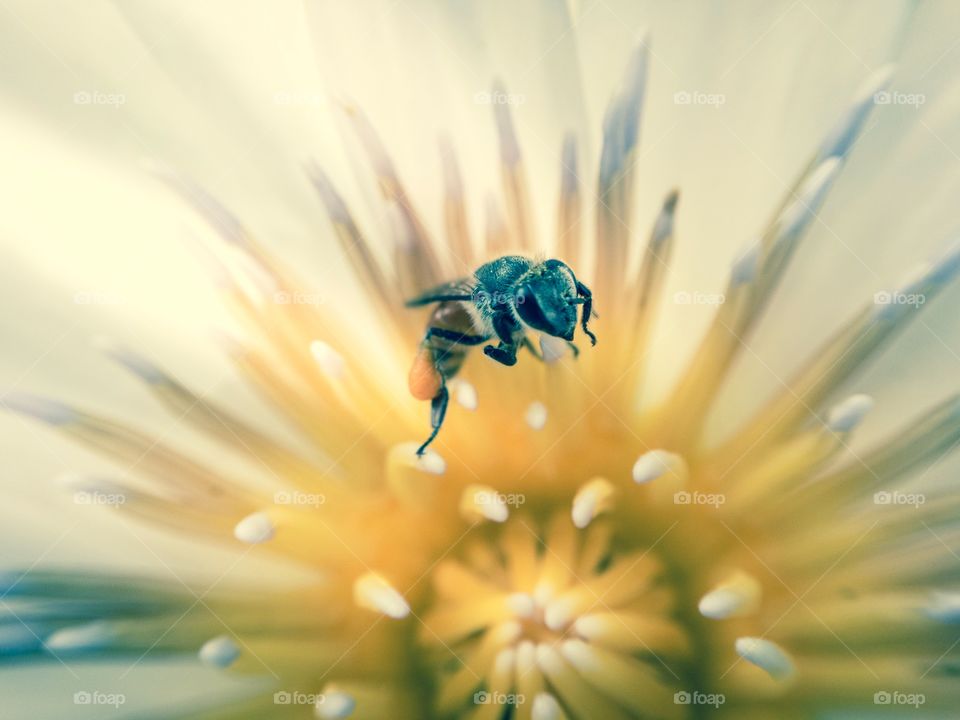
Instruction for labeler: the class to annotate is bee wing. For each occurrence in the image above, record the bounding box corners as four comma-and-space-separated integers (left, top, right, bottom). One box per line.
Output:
404, 279, 474, 307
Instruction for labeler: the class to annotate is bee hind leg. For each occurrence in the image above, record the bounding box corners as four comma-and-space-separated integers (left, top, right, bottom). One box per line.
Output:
416, 381, 450, 456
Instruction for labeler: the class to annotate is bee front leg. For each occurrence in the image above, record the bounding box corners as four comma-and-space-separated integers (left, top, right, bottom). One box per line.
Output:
483, 343, 518, 366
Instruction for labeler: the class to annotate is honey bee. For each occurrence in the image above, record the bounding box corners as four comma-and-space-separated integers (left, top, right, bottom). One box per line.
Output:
407, 256, 596, 455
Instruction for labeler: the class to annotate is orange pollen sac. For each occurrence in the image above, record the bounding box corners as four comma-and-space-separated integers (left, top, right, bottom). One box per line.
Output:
408, 347, 442, 400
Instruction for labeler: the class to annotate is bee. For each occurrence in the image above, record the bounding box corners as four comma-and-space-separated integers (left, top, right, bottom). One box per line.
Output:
406, 255, 597, 455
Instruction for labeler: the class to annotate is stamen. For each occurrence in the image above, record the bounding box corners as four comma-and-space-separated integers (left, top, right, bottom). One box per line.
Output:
571, 478, 616, 529
698, 572, 761, 619
2, 392, 76, 425
233, 512, 275, 544
650, 189, 678, 248
94, 337, 166, 384
438, 136, 473, 270
198, 635, 240, 669
720, 239, 960, 462
597, 34, 649, 295
525, 401, 548, 430
825, 393, 874, 433
340, 103, 443, 295
735, 637, 795, 680
460, 485, 509, 523
557, 133, 582, 264
731, 239, 761, 286
45, 621, 113, 652
560, 638, 672, 713
631, 450, 686, 485
307, 162, 397, 309
453, 380, 478, 411
621, 189, 679, 374
819, 64, 895, 160
773, 157, 842, 246
532, 692, 564, 720
491, 79, 521, 168
925, 592, 960, 623
316, 686, 356, 719
536, 642, 633, 720
150, 165, 246, 247
353, 572, 410, 619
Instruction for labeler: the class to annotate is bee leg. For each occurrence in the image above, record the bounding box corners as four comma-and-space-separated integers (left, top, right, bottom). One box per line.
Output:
522, 337, 545, 362
424, 327, 489, 345
416, 381, 450, 456
566, 341, 580, 358
483, 343, 518, 366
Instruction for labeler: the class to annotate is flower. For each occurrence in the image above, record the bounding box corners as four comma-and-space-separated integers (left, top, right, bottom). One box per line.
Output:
2, 1, 960, 718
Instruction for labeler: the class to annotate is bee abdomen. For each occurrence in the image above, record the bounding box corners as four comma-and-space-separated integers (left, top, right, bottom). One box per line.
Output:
408, 301, 477, 400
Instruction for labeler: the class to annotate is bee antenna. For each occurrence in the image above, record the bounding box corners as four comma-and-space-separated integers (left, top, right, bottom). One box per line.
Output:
545, 259, 597, 345
576, 281, 597, 345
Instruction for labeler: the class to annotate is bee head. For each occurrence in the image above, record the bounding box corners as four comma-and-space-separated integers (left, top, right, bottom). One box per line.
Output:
515, 260, 596, 345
